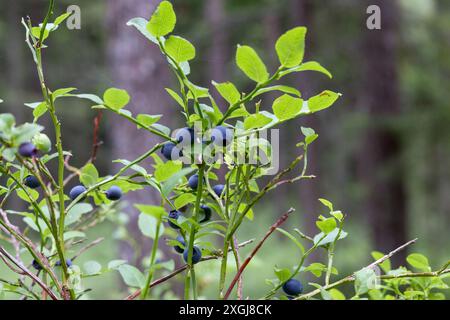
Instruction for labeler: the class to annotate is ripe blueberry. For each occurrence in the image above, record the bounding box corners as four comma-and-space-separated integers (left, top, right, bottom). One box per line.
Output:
69, 185, 87, 201
282, 279, 303, 296
32, 259, 42, 270
24, 175, 40, 189
183, 246, 202, 264
161, 142, 182, 161
199, 204, 212, 223
174, 236, 185, 254
106, 186, 122, 201
18, 142, 38, 158
188, 174, 199, 190
211, 126, 233, 147
168, 210, 182, 229
212, 184, 225, 197
175, 127, 195, 144
56, 259, 73, 268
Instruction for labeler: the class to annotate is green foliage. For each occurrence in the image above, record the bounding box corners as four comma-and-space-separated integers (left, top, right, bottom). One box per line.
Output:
0, 0, 447, 302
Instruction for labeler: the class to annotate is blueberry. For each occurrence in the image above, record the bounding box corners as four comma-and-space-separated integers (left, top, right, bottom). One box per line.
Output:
175, 127, 195, 144
168, 210, 182, 229
32, 259, 42, 271
106, 186, 122, 201
24, 175, 41, 189
199, 204, 212, 223
69, 185, 87, 201
282, 279, 303, 296
211, 126, 233, 147
183, 246, 202, 264
18, 142, 38, 158
55, 259, 73, 268
212, 184, 225, 197
188, 174, 199, 190
161, 142, 182, 161
174, 236, 185, 254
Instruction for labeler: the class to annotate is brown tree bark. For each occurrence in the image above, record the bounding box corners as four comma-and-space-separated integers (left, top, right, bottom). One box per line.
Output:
359, 0, 407, 265
106, 0, 172, 265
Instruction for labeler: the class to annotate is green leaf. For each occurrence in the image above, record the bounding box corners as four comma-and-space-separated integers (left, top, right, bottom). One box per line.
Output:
127, 17, 157, 44
136, 114, 162, 128
275, 27, 307, 68
316, 217, 337, 234
80, 163, 99, 187
138, 213, 163, 239
174, 193, 196, 209
108, 260, 127, 270
134, 204, 165, 219
154, 160, 182, 182
407, 253, 430, 271
318, 198, 333, 211
236, 45, 269, 83
254, 85, 301, 98
165, 35, 196, 63
329, 288, 345, 300
304, 263, 327, 277
165, 88, 185, 108
212, 81, 241, 105
118, 264, 145, 288
371, 251, 391, 273
301, 127, 318, 145
272, 94, 303, 121
70, 93, 104, 105
307, 90, 341, 113
33, 102, 48, 121
52, 87, 77, 99
161, 167, 195, 196
354, 268, 377, 295
54, 13, 72, 26
274, 267, 291, 282
103, 88, 130, 110
313, 228, 347, 247
244, 113, 273, 130
65, 203, 93, 226
147, 1, 176, 37
83, 261, 102, 275
291, 61, 332, 78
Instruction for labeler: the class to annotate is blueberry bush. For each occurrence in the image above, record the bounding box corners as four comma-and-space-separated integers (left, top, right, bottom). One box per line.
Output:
0, 1, 448, 300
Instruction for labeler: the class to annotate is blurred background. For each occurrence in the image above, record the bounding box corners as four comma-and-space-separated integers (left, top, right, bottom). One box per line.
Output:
0, 0, 449, 299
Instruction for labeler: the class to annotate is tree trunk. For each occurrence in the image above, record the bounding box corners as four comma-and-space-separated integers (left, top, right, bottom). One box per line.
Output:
204, 0, 228, 105
106, 0, 172, 266
359, 0, 407, 265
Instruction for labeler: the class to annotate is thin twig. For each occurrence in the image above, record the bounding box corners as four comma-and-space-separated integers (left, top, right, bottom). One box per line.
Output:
224, 208, 295, 300
71, 237, 105, 261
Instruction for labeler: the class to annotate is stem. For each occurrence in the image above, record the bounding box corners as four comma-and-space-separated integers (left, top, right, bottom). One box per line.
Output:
140, 218, 162, 300
184, 164, 205, 300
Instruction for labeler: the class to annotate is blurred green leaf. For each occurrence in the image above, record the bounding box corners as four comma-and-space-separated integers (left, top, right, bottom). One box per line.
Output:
147, 1, 176, 37
275, 26, 307, 68
236, 45, 269, 83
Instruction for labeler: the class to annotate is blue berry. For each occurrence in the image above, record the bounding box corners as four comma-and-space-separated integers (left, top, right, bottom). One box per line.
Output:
175, 127, 195, 144
161, 142, 182, 161
18, 142, 38, 158
183, 246, 202, 264
106, 186, 122, 201
212, 184, 225, 197
188, 174, 199, 190
56, 259, 73, 268
174, 236, 185, 254
32, 259, 43, 270
24, 176, 41, 189
282, 279, 303, 296
168, 210, 182, 229
199, 204, 212, 223
211, 126, 233, 146
69, 185, 86, 201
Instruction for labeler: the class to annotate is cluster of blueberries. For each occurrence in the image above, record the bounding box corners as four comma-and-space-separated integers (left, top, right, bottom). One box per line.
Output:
19, 142, 123, 202
161, 125, 233, 161
32, 258, 73, 271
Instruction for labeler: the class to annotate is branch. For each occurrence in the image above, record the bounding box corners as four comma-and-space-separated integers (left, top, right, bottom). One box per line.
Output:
295, 238, 419, 300
223, 208, 295, 300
